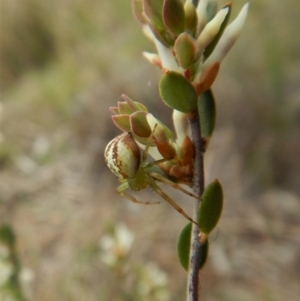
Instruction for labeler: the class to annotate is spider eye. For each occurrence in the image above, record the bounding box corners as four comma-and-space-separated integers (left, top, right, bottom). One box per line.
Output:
104, 133, 141, 179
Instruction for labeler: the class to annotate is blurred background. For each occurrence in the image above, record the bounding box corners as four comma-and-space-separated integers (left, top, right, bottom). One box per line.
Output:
0, 0, 299, 300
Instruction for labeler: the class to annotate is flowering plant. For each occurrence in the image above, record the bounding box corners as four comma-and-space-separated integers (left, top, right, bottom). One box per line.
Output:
104, 1, 248, 299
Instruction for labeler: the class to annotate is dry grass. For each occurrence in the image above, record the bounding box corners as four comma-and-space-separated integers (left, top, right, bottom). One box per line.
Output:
0, 0, 299, 300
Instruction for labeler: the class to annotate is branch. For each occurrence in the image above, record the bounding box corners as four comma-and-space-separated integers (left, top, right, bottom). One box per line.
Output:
187, 110, 205, 301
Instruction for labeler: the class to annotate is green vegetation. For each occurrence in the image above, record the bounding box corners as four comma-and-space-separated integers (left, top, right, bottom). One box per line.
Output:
0, 0, 299, 300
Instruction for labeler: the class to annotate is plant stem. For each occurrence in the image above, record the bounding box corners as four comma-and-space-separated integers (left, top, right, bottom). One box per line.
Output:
187, 110, 205, 301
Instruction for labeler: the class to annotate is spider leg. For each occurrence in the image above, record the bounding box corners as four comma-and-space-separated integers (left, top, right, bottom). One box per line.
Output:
117, 182, 160, 204
150, 180, 199, 226
119, 191, 160, 204
149, 172, 198, 199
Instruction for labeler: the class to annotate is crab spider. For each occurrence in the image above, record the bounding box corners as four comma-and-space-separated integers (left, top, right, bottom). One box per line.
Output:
104, 128, 199, 226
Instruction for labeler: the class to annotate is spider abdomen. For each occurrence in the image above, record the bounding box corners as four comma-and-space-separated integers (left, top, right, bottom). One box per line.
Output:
104, 133, 141, 179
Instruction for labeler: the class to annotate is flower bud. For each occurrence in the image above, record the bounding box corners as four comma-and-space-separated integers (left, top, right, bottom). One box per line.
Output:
196, 7, 229, 53
192, 62, 220, 95
203, 3, 249, 68
143, 51, 162, 67
196, 0, 208, 34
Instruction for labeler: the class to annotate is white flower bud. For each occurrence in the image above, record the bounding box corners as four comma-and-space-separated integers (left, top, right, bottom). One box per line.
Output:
197, 8, 229, 53
143, 24, 181, 72
196, 0, 208, 34
142, 52, 161, 67
172, 110, 189, 145
154, 38, 181, 72
203, 3, 249, 68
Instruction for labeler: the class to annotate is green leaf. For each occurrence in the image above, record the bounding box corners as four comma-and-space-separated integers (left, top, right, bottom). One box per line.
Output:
143, 0, 177, 46
198, 239, 209, 270
143, 0, 164, 29
130, 111, 152, 138
174, 33, 197, 69
177, 222, 192, 271
163, 0, 185, 36
112, 115, 131, 132
159, 71, 198, 113
177, 223, 209, 271
198, 179, 223, 235
204, 3, 232, 59
198, 88, 216, 140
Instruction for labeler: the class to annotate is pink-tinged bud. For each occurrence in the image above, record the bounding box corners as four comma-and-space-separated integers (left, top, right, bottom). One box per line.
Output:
112, 115, 131, 132
155, 139, 176, 160
203, 3, 249, 68
104, 133, 140, 179
110, 107, 119, 115
121, 94, 148, 112
143, 52, 162, 67
192, 62, 220, 95
157, 136, 195, 181
118, 101, 135, 115
158, 160, 193, 181
180, 136, 194, 166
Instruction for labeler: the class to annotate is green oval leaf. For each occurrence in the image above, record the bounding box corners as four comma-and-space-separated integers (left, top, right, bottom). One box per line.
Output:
177, 223, 209, 271
163, 0, 185, 36
112, 115, 131, 132
198, 88, 216, 140
198, 179, 223, 234
198, 239, 209, 270
143, 0, 176, 46
143, 13, 175, 46
174, 33, 197, 69
143, 0, 164, 28
159, 71, 198, 113
177, 222, 192, 271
